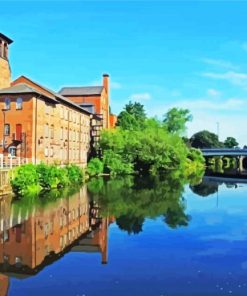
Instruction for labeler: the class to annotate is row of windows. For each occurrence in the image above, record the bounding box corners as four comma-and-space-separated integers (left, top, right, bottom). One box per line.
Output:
60, 106, 90, 126
44, 124, 89, 143
4, 97, 23, 110
59, 222, 89, 249
59, 206, 88, 228
44, 147, 88, 161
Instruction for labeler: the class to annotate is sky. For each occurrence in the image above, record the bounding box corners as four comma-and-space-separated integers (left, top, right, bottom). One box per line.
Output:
1, 0, 247, 145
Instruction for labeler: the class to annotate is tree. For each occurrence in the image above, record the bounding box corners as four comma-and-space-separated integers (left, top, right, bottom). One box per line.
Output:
116, 101, 146, 130
224, 137, 239, 148
190, 130, 222, 149
163, 108, 192, 135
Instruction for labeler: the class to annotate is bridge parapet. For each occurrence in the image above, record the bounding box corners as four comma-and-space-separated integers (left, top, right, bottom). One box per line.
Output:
201, 149, 247, 157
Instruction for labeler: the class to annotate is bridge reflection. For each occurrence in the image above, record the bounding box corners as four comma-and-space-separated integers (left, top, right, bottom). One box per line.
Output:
0, 186, 111, 293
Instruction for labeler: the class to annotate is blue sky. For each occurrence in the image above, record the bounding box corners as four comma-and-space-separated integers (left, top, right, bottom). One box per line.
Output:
1, 1, 247, 145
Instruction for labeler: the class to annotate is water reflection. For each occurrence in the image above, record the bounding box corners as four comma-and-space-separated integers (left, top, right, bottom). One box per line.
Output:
88, 175, 192, 232
0, 186, 110, 291
2, 174, 247, 295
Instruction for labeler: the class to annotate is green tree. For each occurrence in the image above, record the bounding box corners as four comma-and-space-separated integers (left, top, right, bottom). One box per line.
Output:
190, 130, 222, 148
163, 107, 192, 135
224, 137, 239, 148
116, 101, 146, 130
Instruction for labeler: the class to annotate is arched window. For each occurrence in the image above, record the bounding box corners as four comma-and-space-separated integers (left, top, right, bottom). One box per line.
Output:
5, 98, 10, 110
16, 97, 23, 110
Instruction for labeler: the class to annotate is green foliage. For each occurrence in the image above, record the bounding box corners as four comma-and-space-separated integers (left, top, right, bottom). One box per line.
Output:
224, 136, 239, 148
116, 101, 146, 130
65, 164, 84, 184
11, 164, 40, 195
100, 117, 204, 176
87, 158, 104, 176
36, 163, 63, 189
163, 108, 192, 135
11, 163, 84, 196
190, 130, 222, 148
103, 150, 133, 176
87, 174, 197, 233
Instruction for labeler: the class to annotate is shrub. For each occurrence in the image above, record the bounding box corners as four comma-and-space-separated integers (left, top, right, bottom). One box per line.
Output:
11, 163, 84, 196
103, 150, 133, 176
11, 164, 40, 195
65, 164, 84, 184
87, 158, 104, 177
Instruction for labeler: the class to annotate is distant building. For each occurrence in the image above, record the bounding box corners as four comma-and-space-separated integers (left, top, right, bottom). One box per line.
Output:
59, 74, 111, 129
110, 114, 118, 128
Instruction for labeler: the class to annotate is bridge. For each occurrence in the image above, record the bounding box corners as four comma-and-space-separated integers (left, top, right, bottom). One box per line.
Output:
201, 148, 247, 157
201, 148, 247, 172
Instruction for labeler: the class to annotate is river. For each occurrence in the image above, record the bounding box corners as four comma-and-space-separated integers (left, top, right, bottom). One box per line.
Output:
1, 175, 247, 296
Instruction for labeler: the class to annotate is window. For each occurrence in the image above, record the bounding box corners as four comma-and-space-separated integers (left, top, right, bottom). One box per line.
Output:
45, 124, 49, 138
5, 98, 10, 110
50, 125, 54, 139
65, 109, 68, 120
15, 256, 22, 264
16, 97, 23, 110
45, 103, 49, 114
60, 127, 63, 140
4, 124, 10, 135
50, 147, 54, 157
8, 146, 17, 157
44, 147, 49, 157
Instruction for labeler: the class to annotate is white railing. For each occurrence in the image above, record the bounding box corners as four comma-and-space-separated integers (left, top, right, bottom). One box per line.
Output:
0, 154, 30, 170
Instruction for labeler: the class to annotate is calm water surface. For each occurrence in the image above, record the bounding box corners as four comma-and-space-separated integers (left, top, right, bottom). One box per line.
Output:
1, 176, 247, 296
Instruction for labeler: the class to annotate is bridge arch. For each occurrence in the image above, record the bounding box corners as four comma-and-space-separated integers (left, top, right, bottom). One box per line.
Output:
242, 157, 247, 170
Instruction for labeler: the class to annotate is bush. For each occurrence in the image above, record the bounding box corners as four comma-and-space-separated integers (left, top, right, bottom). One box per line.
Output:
65, 164, 84, 184
103, 150, 133, 176
87, 158, 104, 176
11, 163, 84, 196
11, 164, 40, 195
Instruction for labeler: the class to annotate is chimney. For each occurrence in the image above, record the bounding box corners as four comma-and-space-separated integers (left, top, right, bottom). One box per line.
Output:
102, 73, 109, 94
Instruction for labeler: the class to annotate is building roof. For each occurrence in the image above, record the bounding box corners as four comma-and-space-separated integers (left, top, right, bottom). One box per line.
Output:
0, 33, 13, 44
0, 83, 58, 103
10, 76, 93, 115
59, 86, 103, 96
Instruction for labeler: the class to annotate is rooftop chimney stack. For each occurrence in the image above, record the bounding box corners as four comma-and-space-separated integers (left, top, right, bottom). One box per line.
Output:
103, 73, 109, 94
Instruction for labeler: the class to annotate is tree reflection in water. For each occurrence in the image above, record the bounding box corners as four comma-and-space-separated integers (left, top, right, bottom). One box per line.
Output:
87, 172, 203, 234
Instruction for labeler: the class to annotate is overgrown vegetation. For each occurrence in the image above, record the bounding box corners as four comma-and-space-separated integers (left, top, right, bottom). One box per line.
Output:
89, 102, 205, 177
11, 163, 84, 196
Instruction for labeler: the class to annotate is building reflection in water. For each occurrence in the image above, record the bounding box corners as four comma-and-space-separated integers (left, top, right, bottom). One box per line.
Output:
0, 186, 110, 294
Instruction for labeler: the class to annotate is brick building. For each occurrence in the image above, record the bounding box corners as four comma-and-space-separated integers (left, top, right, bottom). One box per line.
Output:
59, 74, 111, 129
0, 75, 92, 165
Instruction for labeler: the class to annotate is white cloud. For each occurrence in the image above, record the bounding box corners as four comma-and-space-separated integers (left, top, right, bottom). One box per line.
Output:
207, 88, 221, 97
202, 71, 247, 88
177, 98, 245, 111
129, 92, 151, 101
147, 93, 247, 147
202, 58, 238, 71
